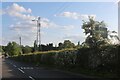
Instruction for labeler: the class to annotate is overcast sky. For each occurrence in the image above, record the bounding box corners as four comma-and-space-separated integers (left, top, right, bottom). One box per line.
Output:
1, 2, 118, 46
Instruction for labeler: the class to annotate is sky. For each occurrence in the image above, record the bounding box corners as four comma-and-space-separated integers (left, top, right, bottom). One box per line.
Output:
1, 2, 118, 46
1, 0, 119, 2
118, 2, 120, 38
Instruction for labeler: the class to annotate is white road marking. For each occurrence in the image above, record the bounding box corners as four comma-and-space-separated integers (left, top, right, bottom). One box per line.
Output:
24, 67, 26, 69
13, 65, 17, 67
18, 68, 25, 73
29, 76, 35, 80
26, 67, 29, 69
21, 67, 33, 69
20, 67, 23, 69
30, 67, 33, 69
26, 67, 33, 69
8, 70, 12, 72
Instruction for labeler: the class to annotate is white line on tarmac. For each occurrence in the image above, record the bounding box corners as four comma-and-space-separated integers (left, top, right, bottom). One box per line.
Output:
29, 76, 35, 80
21, 67, 34, 69
13, 65, 17, 67
20, 67, 23, 69
18, 68, 25, 73
7, 70, 12, 72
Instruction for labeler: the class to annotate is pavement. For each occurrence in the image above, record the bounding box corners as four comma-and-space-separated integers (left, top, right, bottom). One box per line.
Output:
1, 58, 92, 80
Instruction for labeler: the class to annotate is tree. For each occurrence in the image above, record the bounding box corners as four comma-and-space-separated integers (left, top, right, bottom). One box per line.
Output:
5, 42, 12, 56
22, 46, 32, 54
63, 40, 75, 49
5, 42, 21, 56
47, 43, 53, 50
108, 31, 120, 44
11, 42, 21, 56
76, 41, 81, 48
58, 42, 63, 50
82, 16, 108, 48
34, 40, 37, 52
0, 46, 3, 52
58, 40, 75, 49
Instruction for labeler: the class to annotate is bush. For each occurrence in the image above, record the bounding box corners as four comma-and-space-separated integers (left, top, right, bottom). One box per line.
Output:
76, 47, 90, 69
40, 52, 56, 65
55, 50, 77, 69
11, 45, 119, 77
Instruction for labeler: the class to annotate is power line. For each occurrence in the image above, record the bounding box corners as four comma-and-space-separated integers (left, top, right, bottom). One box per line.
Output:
30, 3, 72, 49
48, 2, 72, 22
47, 3, 66, 19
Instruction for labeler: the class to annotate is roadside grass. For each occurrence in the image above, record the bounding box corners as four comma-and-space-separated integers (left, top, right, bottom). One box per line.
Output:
13, 48, 78, 56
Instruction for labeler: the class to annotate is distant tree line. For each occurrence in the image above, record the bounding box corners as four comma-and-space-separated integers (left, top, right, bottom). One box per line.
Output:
34, 40, 78, 52
2, 40, 81, 56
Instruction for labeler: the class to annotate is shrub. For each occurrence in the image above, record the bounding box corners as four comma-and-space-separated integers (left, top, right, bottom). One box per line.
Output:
11, 45, 119, 77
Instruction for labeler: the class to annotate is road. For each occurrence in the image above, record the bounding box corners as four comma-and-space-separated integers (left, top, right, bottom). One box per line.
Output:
1, 58, 91, 80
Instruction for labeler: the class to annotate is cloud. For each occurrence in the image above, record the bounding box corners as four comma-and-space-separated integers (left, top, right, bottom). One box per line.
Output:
115, 0, 120, 4
59, 12, 80, 19
8, 11, 35, 20
3, 3, 53, 46
3, 3, 87, 46
3, 3, 58, 31
0, 9, 6, 15
9, 17, 58, 33
63, 34, 86, 44
4, 3, 59, 30
0, 9, 2, 15
4, 3, 35, 20
9, 22, 36, 31
3, 3, 71, 46
56, 11, 96, 20
61, 25, 75, 31
7, 3, 32, 13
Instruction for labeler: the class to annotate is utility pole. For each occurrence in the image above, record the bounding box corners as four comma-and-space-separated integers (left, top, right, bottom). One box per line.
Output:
19, 36, 21, 46
32, 16, 42, 51
19, 36, 22, 55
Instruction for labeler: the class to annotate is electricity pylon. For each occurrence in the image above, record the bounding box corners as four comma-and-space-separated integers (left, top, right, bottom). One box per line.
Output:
32, 16, 41, 51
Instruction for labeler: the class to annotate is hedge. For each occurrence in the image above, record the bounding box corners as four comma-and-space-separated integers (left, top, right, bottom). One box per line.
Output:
11, 45, 120, 77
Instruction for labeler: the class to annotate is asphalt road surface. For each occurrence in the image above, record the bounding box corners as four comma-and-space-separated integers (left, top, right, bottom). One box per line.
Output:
1, 58, 93, 80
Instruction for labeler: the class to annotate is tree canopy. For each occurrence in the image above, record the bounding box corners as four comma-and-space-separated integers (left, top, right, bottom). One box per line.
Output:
5, 42, 21, 56
82, 16, 108, 48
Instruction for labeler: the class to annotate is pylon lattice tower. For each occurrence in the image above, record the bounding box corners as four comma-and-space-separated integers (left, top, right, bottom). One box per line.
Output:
37, 17, 41, 51
32, 16, 41, 51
